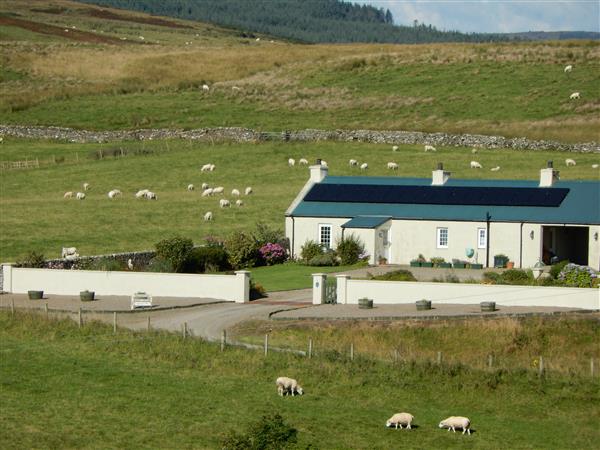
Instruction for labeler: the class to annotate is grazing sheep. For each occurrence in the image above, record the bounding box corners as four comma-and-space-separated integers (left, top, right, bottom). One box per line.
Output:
564, 64, 572, 73
235, 199, 244, 207
65, 253, 79, 261
565, 158, 576, 167
187, 184, 194, 191
424, 145, 436, 152
276, 377, 304, 397
386, 413, 414, 430
219, 198, 231, 208
83, 183, 90, 191
321, 160, 328, 168
61, 247, 78, 258
201, 163, 212, 172
202, 84, 210, 91
570, 92, 580, 100
201, 182, 209, 190
76, 192, 86, 200
299, 158, 308, 165
439, 416, 471, 435
470, 161, 483, 169
349, 159, 358, 166
212, 186, 224, 195
209, 164, 215, 172
360, 163, 368, 170
232, 86, 241, 92
245, 187, 253, 195
392, 145, 399, 152
63, 191, 73, 199
490, 166, 501, 172
288, 158, 296, 167
387, 162, 399, 170
592, 164, 599, 169
127, 258, 134, 270
231, 189, 240, 196
202, 188, 214, 197
204, 211, 213, 221
108, 189, 122, 199
145, 191, 157, 200
135, 189, 149, 199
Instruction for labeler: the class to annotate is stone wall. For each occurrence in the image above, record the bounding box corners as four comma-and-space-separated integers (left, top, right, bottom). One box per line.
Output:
19, 250, 156, 271
1, 125, 598, 153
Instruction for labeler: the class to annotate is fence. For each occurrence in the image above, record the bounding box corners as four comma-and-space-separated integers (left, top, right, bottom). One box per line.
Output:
0, 159, 40, 170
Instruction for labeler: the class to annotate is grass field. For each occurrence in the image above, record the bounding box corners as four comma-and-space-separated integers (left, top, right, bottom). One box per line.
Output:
2, 138, 599, 261
1, 310, 599, 449
1, 0, 599, 141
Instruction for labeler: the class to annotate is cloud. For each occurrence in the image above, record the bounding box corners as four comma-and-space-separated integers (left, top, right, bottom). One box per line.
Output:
362, 0, 600, 33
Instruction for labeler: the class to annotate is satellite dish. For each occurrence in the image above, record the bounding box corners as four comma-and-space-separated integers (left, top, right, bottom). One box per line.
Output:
465, 248, 475, 258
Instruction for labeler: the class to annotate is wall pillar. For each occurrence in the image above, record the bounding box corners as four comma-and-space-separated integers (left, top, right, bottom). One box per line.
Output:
336, 274, 350, 305
1, 264, 12, 293
312, 273, 327, 305
235, 270, 251, 303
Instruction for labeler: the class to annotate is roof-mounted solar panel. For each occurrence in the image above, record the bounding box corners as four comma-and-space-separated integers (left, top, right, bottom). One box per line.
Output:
304, 184, 569, 207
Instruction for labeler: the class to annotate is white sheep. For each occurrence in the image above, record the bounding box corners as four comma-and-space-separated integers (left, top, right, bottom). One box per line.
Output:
212, 186, 224, 195
387, 162, 399, 170
202, 188, 214, 197
592, 164, 599, 169
232, 86, 241, 92
63, 191, 73, 199
108, 189, 122, 199
201, 163, 212, 172
127, 258, 134, 270
275, 377, 304, 396
201, 182, 209, 190
61, 247, 78, 258
64, 253, 79, 261
471, 148, 478, 154
76, 192, 86, 200
470, 161, 482, 169
570, 92, 580, 100
145, 191, 157, 200
202, 84, 210, 91
83, 183, 90, 191
424, 145, 436, 152
187, 184, 195, 191
564, 64, 572, 73
203, 211, 213, 221
219, 198, 231, 208
245, 187, 253, 195
360, 163, 368, 170
438, 416, 471, 435
231, 189, 240, 196
565, 158, 576, 167
392, 145, 399, 151
235, 199, 244, 207
299, 158, 308, 165
349, 159, 358, 166
209, 164, 215, 171
135, 189, 149, 199
386, 413, 414, 430
288, 158, 296, 167
490, 166, 501, 172
321, 160, 328, 168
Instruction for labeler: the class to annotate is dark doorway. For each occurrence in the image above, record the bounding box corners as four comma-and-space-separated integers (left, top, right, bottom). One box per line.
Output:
542, 226, 589, 265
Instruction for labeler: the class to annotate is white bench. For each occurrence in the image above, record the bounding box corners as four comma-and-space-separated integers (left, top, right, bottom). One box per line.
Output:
131, 291, 153, 310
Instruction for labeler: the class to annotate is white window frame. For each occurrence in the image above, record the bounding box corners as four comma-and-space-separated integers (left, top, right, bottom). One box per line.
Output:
319, 224, 332, 249
436, 227, 448, 249
477, 228, 487, 249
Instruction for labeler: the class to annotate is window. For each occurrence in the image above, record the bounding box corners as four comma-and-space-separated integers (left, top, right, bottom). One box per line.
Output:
319, 224, 332, 249
478, 228, 487, 249
436, 227, 448, 248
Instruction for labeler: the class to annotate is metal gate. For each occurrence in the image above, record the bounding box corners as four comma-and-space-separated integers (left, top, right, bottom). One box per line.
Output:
324, 277, 337, 304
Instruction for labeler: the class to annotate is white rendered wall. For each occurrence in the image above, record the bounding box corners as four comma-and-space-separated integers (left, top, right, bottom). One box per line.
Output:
289, 217, 349, 258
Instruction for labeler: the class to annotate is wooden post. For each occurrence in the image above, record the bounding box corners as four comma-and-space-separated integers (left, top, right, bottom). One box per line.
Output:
591, 358, 595, 378
183, 322, 188, 339
113, 312, 117, 334
437, 351, 442, 365
538, 356, 544, 377
78, 307, 82, 328
147, 316, 151, 332
264, 334, 269, 356
10, 299, 14, 315
45, 302, 49, 318
308, 338, 313, 359
221, 330, 226, 352
350, 342, 354, 361
488, 354, 493, 369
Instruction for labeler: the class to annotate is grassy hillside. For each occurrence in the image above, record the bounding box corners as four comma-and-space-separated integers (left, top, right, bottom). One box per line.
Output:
1, 1, 599, 142
1, 138, 599, 261
1, 311, 599, 449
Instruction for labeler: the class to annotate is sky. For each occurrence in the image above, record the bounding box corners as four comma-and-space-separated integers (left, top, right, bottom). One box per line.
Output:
361, 1, 600, 33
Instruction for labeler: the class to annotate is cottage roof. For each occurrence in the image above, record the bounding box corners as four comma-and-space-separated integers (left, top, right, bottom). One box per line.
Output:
288, 176, 600, 225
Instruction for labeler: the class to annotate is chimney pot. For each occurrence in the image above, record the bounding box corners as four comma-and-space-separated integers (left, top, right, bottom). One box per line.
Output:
316, 158, 322, 165
547, 160, 553, 168
437, 162, 443, 170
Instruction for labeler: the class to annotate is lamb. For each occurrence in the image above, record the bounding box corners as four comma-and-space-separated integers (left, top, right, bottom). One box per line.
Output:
63, 191, 73, 199
570, 92, 580, 100
245, 187, 253, 195
235, 199, 244, 207
385, 413, 414, 430
299, 158, 308, 165
349, 159, 358, 166
490, 166, 501, 172
564, 64, 572, 73
470, 161, 482, 169
201, 163, 213, 172
201, 182, 209, 190
83, 183, 90, 191
187, 184, 195, 191
438, 416, 471, 435
202, 84, 210, 91
202, 188, 214, 197
360, 163, 368, 170
219, 198, 231, 208
61, 247, 78, 258
204, 211, 213, 221
231, 188, 240, 196
108, 189, 122, 199
387, 162, 399, 170
424, 145, 436, 152
135, 189, 149, 199
275, 377, 304, 396
565, 158, 576, 167
145, 191, 157, 200
392, 145, 399, 151
212, 186, 224, 195
76, 192, 86, 200
288, 158, 296, 167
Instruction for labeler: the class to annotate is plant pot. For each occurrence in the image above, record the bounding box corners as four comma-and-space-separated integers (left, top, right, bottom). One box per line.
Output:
410, 261, 421, 267
28, 290, 43, 300
480, 301, 496, 312
506, 261, 515, 269
358, 298, 373, 309
80, 291, 95, 302
421, 262, 434, 268
471, 263, 483, 269
453, 263, 466, 269
416, 300, 432, 311
439, 262, 452, 268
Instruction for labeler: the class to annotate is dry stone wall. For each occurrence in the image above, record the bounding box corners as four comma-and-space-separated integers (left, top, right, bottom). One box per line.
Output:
1, 125, 598, 153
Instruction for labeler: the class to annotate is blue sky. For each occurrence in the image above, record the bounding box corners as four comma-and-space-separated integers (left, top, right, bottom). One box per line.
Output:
361, 1, 600, 33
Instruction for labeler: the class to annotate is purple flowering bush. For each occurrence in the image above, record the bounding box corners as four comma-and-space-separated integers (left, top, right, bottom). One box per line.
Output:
259, 242, 287, 265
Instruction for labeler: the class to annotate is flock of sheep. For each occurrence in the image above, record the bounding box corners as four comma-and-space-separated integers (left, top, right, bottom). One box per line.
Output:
276, 376, 472, 435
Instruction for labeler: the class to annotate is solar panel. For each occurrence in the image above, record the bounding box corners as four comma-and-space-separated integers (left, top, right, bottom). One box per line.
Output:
304, 184, 569, 207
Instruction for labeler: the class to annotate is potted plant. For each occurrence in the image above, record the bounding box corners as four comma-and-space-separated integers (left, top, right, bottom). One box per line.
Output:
430, 257, 445, 267
80, 290, 95, 302
506, 261, 515, 269
452, 259, 466, 269
410, 259, 421, 267
358, 297, 374, 309
494, 254, 509, 268
470, 263, 483, 269
416, 299, 432, 311
28, 290, 43, 300
439, 261, 452, 268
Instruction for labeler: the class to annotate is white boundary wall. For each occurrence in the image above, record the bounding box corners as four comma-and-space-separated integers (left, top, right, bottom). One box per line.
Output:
333, 275, 599, 310
2, 266, 250, 303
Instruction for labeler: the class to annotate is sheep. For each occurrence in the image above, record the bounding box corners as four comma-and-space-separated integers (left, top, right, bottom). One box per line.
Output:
564, 64, 572, 73
321, 160, 328, 168
470, 161, 482, 169
232, 86, 241, 92
386, 413, 414, 430
438, 416, 471, 435
471, 148, 478, 154
76, 192, 86, 200
61, 247, 78, 258
387, 162, 399, 170
570, 92, 580, 100
64, 253, 79, 261
490, 166, 501, 172
108, 189, 122, 199
202, 84, 210, 92
201, 182, 209, 190
135, 189, 149, 199
201, 163, 213, 172
245, 187, 253, 195
202, 188, 214, 197
299, 158, 308, 165
83, 183, 90, 191
592, 164, 599, 169
187, 184, 195, 191
565, 158, 576, 167
212, 186, 224, 195
360, 163, 368, 170
219, 198, 231, 208
392, 145, 399, 152
127, 258, 134, 270
275, 377, 304, 397
231, 189, 240, 196
349, 159, 358, 166
63, 191, 73, 199
288, 158, 296, 167
235, 199, 244, 207
424, 145, 436, 152
203, 211, 213, 221
145, 191, 157, 200
209, 164, 215, 171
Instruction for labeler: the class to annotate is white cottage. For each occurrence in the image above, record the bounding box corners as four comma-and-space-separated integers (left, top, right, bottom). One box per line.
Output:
285, 161, 600, 270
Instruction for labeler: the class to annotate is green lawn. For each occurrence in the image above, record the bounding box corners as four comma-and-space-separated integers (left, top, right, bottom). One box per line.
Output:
1, 311, 599, 449
251, 262, 365, 291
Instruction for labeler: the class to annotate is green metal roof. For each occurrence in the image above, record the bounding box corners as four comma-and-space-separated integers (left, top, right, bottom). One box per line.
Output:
289, 176, 600, 225
342, 216, 391, 229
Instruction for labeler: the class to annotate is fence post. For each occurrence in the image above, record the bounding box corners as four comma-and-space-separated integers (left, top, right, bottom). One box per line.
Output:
183, 322, 188, 339
591, 358, 595, 378
10, 299, 15, 315
538, 356, 544, 377
78, 307, 82, 328
437, 351, 442, 365
45, 302, 49, 319
488, 354, 493, 369
264, 334, 269, 356
113, 312, 117, 334
147, 316, 151, 332
350, 342, 354, 361
221, 330, 226, 352
308, 338, 313, 359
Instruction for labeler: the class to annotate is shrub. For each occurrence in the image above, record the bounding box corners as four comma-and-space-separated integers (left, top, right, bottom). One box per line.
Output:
482, 271, 502, 284
372, 270, 416, 282
559, 263, 597, 288
259, 243, 287, 266
250, 279, 266, 300
550, 260, 570, 279
225, 231, 260, 269
300, 240, 323, 264
221, 413, 297, 450
253, 222, 287, 250
501, 269, 533, 285
145, 257, 173, 273
183, 245, 229, 273
308, 252, 338, 266
430, 257, 445, 266
16, 251, 46, 268
155, 236, 194, 273
335, 234, 365, 265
